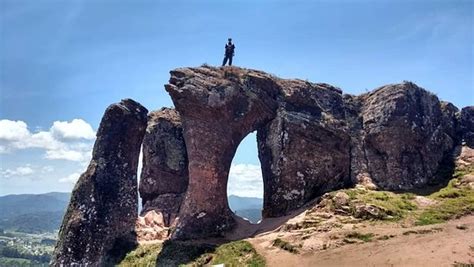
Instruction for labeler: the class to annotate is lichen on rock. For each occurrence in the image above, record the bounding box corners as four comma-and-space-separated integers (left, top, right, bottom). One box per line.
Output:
52, 99, 148, 266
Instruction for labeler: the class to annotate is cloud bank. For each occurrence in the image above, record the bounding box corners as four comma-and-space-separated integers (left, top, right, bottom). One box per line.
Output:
0, 119, 95, 162
227, 163, 263, 198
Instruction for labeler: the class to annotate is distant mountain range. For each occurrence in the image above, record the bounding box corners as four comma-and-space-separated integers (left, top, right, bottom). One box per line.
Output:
228, 195, 263, 223
0, 192, 263, 233
0, 192, 70, 233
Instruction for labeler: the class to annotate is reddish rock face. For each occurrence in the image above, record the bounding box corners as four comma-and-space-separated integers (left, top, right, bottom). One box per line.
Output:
139, 108, 188, 227
52, 99, 148, 266
164, 68, 462, 239
165, 67, 280, 239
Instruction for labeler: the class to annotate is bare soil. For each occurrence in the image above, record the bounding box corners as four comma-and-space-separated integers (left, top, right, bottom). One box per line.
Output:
242, 215, 474, 267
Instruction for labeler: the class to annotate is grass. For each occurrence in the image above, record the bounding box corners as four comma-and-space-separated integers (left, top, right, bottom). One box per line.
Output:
328, 163, 473, 226
344, 231, 374, 242
272, 238, 299, 254
117, 241, 265, 267
198, 240, 265, 267
326, 188, 417, 221
117, 243, 162, 267
416, 179, 474, 226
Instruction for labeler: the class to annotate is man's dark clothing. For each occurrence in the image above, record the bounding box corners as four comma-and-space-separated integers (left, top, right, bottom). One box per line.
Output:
222, 43, 235, 66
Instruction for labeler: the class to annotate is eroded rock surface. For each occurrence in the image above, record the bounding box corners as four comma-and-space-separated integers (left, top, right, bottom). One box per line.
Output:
139, 108, 188, 228
163, 67, 464, 239
54, 66, 469, 249
349, 82, 458, 190
460, 106, 474, 147
258, 81, 351, 217
165, 67, 280, 239
52, 99, 148, 266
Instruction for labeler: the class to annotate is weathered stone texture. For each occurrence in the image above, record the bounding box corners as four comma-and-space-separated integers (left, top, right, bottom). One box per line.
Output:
352, 82, 457, 190
165, 67, 280, 239
258, 81, 351, 217
51, 99, 148, 266
139, 108, 188, 227
460, 106, 474, 147
164, 67, 463, 239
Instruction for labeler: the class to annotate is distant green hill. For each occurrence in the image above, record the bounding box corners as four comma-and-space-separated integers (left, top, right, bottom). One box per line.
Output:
0, 192, 70, 233
0, 192, 263, 233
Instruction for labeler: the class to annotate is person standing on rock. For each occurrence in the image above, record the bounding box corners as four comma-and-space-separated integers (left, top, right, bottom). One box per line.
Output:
222, 38, 235, 66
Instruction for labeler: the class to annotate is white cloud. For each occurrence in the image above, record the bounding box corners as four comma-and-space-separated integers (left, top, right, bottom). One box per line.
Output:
1, 166, 34, 178
227, 164, 263, 198
0, 119, 95, 162
0, 120, 30, 141
59, 172, 81, 183
51, 119, 95, 140
41, 166, 54, 173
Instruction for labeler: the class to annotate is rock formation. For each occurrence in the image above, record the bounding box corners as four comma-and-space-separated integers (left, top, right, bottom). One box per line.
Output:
347, 82, 458, 190
54, 65, 474, 255
139, 108, 188, 225
164, 66, 467, 239
52, 99, 148, 266
136, 108, 188, 241
460, 106, 474, 147
165, 67, 280, 239
258, 81, 351, 217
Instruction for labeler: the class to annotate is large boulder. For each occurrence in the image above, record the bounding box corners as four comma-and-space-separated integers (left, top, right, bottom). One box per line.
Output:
460, 106, 474, 147
139, 108, 188, 228
351, 82, 458, 190
52, 99, 148, 266
258, 80, 351, 217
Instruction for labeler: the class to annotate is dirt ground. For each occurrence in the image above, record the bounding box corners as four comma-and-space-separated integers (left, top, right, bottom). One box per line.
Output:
245, 215, 474, 267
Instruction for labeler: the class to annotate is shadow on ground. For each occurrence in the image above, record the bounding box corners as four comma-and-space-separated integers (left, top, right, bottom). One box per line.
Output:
155, 240, 217, 266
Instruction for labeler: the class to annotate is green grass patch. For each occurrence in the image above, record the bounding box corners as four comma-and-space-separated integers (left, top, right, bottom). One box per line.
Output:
416, 179, 474, 226
344, 232, 374, 242
117, 243, 162, 267
328, 189, 417, 221
120, 240, 265, 267
272, 238, 299, 254
197, 240, 265, 267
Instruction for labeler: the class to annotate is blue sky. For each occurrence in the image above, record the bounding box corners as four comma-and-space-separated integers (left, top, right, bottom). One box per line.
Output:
0, 0, 472, 196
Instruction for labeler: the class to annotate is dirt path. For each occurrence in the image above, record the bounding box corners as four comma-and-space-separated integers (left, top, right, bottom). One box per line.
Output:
248, 215, 474, 267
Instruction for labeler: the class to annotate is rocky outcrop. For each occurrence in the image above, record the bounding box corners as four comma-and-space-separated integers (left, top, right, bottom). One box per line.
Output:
54, 65, 469, 251
460, 106, 474, 147
163, 67, 463, 239
139, 108, 188, 228
349, 82, 458, 190
258, 81, 351, 217
52, 99, 148, 266
165, 67, 280, 239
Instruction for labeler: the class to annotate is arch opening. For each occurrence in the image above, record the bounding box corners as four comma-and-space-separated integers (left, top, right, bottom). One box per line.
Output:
227, 132, 263, 224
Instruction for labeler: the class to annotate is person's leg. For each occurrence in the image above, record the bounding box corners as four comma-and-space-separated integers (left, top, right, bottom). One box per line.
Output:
229, 56, 233, 66
222, 56, 227, 66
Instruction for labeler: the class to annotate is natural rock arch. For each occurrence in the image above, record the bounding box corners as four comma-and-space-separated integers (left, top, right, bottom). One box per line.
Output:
165, 66, 351, 239
54, 66, 472, 263
165, 67, 279, 239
